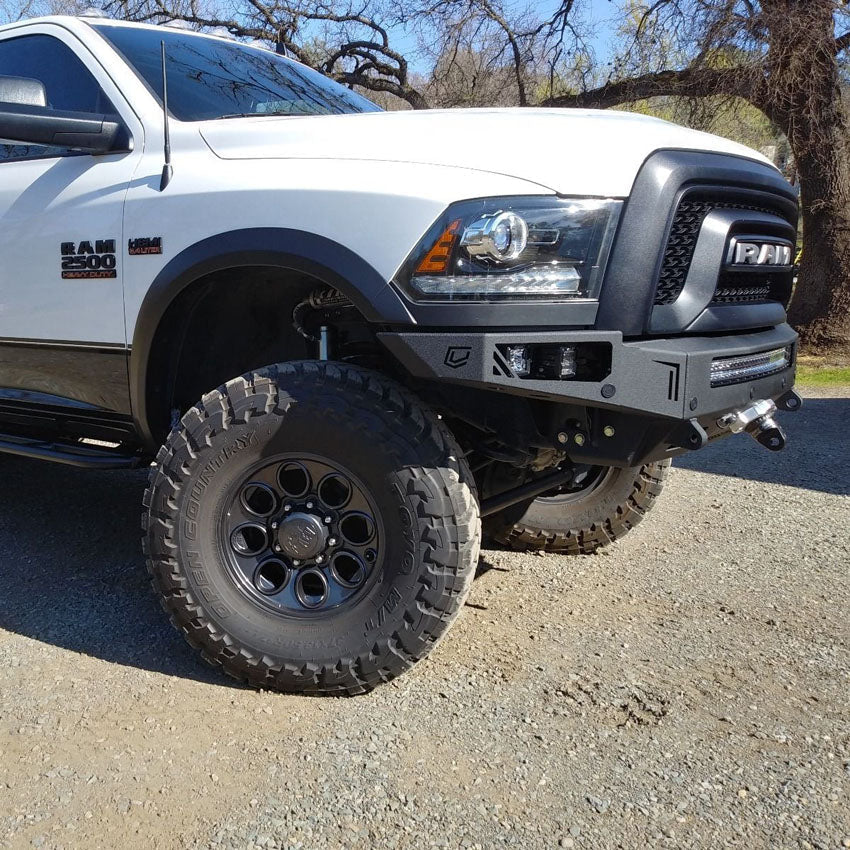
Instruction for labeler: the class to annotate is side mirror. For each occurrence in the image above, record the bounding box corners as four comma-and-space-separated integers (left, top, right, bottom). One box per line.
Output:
0, 76, 47, 107
0, 102, 131, 154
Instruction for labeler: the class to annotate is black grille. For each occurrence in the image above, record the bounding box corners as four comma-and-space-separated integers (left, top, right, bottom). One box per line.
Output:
653, 197, 790, 306
711, 271, 788, 304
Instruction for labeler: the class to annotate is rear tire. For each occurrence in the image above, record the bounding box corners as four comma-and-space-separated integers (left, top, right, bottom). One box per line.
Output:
143, 361, 480, 695
484, 461, 669, 554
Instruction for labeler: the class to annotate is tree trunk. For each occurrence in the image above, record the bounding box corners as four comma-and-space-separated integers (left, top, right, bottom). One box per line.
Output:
771, 4, 850, 355
787, 136, 850, 353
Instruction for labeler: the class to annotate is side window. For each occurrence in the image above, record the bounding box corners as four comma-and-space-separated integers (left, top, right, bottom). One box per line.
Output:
0, 34, 116, 162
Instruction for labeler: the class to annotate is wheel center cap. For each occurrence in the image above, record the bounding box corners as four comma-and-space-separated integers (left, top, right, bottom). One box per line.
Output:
276, 512, 327, 560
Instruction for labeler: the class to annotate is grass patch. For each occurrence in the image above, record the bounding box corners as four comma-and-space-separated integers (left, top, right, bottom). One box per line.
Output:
796, 365, 850, 385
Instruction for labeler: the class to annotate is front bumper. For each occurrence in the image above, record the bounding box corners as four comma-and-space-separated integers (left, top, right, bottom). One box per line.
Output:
378, 323, 798, 422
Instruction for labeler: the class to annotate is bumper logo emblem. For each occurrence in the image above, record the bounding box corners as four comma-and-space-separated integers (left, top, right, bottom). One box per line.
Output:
444, 346, 471, 369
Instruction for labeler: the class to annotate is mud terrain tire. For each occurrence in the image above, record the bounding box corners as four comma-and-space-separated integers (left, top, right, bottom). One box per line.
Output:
143, 361, 480, 695
485, 461, 669, 555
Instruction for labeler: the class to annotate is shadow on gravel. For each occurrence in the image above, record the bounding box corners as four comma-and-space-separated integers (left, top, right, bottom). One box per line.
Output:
675, 396, 849, 496
0, 456, 229, 687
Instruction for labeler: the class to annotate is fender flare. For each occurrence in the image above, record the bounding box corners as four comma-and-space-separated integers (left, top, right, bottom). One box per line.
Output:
129, 227, 415, 450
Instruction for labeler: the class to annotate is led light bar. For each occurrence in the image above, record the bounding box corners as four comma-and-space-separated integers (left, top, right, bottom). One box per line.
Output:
413, 266, 582, 297
710, 346, 792, 387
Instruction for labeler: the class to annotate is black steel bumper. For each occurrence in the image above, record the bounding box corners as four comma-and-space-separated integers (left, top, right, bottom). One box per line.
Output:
378, 323, 798, 422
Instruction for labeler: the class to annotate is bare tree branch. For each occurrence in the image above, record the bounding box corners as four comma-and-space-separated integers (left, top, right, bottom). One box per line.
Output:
474, 0, 527, 105
103, 0, 430, 108
540, 65, 758, 110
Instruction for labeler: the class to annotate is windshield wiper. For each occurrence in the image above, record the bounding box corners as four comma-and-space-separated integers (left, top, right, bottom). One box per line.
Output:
217, 111, 296, 119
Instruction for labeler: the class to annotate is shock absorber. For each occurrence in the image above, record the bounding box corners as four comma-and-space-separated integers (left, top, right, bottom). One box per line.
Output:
318, 325, 333, 360
292, 287, 352, 359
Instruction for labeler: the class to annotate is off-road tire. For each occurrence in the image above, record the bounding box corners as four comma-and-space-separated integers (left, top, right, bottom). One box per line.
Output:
485, 461, 669, 555
143, 361, 480, 695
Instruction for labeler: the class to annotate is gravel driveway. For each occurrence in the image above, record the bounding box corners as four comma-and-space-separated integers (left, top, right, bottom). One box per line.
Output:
0, 385, 847, 850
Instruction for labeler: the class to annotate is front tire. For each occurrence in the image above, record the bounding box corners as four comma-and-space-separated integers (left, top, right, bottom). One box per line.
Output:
484, 461, 669, 554
143, 361, 480, 695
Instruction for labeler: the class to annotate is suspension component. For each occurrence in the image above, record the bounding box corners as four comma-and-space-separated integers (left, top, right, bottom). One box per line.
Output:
480, 466, 576, 517
319, 325, 332, 360
292, 287, 353, 343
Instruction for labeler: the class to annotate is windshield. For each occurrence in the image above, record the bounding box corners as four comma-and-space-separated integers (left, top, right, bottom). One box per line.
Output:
92, 24, 381, 121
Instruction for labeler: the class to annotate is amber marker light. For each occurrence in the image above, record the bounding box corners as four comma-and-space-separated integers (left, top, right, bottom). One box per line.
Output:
415, 219, 462, 274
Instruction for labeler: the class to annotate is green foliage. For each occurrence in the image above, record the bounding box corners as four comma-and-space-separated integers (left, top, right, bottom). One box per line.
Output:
796, 365, 850, 385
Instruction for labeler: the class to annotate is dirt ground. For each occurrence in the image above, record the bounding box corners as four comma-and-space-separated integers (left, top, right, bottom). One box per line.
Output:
0, 385, 847, 849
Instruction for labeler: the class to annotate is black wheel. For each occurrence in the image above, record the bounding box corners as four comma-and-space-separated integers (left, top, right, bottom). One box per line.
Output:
484, 461, 670, 554
143, 361, 480, 695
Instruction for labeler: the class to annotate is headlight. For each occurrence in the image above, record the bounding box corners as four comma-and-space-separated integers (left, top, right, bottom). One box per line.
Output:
461, 211, 528, 261
396, 196, 623, 301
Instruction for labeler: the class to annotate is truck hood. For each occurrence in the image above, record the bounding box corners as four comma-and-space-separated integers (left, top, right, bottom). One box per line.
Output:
198, 107, 773, 198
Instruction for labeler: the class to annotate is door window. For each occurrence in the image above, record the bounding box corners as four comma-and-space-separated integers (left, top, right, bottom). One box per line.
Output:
0, 33, 116, 161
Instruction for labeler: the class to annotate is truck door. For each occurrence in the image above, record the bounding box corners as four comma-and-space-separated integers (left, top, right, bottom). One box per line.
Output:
0, 26, 143, 412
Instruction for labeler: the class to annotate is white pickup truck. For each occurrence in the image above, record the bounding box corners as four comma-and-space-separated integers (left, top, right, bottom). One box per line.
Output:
0, 16, 801, 693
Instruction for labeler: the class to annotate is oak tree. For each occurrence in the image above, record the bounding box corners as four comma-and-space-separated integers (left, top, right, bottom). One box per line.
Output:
543, 0, 850, 351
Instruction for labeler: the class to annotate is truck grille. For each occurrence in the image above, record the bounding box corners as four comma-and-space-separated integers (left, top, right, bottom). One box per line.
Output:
711, 271, 788, 304
653, 196, 793, 306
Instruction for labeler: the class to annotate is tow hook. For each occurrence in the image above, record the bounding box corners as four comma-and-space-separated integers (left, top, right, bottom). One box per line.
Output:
717, 399, 787, 452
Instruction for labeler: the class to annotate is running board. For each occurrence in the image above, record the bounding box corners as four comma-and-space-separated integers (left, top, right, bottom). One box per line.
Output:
0, 434, 144, 469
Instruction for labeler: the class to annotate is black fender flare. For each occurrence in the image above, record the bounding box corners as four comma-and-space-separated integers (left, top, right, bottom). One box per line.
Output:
129, 227, 415, 450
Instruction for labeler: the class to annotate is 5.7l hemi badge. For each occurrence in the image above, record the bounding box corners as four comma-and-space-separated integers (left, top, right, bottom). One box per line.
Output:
60, 239, 117, 279
128, 236, 163, 255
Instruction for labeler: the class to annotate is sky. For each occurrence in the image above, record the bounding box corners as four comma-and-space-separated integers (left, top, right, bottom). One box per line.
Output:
384, 0, 619, 76
0, 0, 622, 77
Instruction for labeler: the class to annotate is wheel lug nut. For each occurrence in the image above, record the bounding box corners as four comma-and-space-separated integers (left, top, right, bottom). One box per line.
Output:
324, 516, 332, 524
292, 559, 301, 567
284, 504, 292, 512
306, 501, 314, 509
273, 544, 281, 552
271, 521, 278, 530
315, 554, 324, 564
327, 537, 337, 546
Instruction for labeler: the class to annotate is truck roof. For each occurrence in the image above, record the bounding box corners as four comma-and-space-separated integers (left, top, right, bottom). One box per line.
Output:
0, 14, 263, 47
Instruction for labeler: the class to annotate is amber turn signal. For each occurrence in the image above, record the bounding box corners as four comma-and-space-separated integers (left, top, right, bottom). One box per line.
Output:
415, 219, 461, 274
